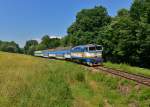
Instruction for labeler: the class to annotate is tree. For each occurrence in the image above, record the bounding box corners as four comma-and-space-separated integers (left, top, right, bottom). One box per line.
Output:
41, 35, 51, 48
49, 38, 61, 48
61, 36, 71, 46
117, 9, 129, 17
130, 0, 150, 23
66, 6, 111, 46
75, 6, 111, 32
40, 35, 61, 49
27, 45, 36, 55
24, 40, 38, 54
136, 22, 150, 67
36, 44, 47, 50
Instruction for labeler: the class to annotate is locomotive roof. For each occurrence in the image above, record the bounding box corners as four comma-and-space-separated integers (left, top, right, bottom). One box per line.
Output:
43, 46, 72, 51
75, 44, 101, 48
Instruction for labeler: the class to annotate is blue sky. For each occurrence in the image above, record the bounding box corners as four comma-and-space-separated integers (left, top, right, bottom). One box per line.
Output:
0, 0, 132, 47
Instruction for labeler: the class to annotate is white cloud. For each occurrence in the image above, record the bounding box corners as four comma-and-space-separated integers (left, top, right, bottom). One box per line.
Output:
49, 35, 63, 39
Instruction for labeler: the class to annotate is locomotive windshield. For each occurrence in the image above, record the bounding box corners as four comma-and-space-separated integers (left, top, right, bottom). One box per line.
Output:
88, 45, 102, 51
96, 46, 102, 51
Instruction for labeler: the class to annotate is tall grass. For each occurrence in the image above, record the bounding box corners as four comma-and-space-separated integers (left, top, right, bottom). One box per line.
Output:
0, 52, 72, 107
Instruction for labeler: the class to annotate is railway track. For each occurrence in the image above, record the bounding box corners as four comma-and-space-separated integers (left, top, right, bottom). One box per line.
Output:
93, 66, 150, 87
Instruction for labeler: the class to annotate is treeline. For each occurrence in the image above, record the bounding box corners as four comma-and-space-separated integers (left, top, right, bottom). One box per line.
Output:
62, 0, 150, 68
0, 40, 21, 53
0, 35, 61, 55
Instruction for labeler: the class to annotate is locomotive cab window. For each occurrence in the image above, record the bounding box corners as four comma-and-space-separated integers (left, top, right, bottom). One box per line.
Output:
76, 47, 80, 52
89, 47, 96, 51
96, 46, 103, 51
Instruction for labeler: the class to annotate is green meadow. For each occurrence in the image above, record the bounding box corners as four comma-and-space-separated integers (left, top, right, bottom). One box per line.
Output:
0, 52, 150, 107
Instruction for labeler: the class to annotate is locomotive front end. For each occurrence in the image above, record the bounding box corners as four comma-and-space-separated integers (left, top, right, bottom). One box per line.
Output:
84, 45, 103, 66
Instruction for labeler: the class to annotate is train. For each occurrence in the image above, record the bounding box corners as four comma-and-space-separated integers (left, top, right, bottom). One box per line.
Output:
34, 44, 103, 66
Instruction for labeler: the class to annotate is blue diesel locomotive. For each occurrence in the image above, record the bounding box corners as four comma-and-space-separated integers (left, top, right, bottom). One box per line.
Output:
34, 44, 103, 66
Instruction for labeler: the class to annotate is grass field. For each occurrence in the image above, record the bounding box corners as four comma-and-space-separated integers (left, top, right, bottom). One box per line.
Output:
0, 52, 150, 107
104, 62, 150, 77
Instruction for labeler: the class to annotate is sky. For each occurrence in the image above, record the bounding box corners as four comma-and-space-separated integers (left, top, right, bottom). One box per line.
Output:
0, 0, 133, 47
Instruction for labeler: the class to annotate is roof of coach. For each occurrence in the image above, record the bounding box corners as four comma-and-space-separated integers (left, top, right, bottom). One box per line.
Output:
75, 44, 101, 48
42, 46, 72, 52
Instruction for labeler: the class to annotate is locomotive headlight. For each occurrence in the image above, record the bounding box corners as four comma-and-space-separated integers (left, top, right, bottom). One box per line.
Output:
97, 53, 102, 57
85, 53, 90, 57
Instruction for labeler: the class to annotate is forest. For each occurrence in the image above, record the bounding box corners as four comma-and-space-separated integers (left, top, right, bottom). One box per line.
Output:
0, 0, 150, 68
